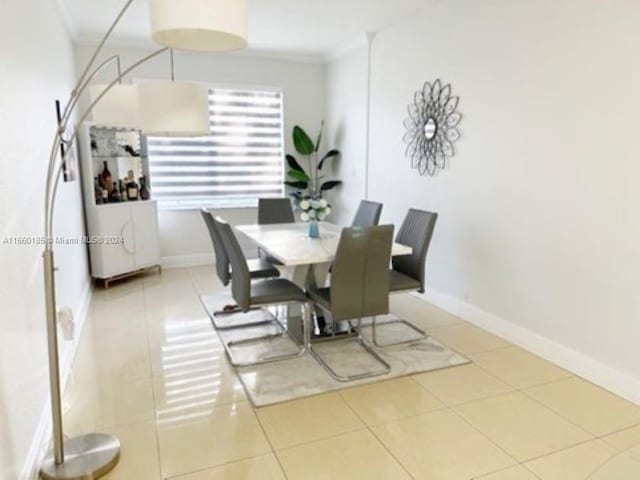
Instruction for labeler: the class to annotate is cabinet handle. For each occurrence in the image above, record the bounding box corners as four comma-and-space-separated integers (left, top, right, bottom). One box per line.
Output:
121, 221, 135, 255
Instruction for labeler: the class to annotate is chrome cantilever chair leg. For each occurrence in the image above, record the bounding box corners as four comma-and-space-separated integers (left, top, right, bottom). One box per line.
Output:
221, 301, 311, 368
309, 318, 391, 382
200, 295, 283, 332
213, 307, 285, 332
370, 315, 428, 348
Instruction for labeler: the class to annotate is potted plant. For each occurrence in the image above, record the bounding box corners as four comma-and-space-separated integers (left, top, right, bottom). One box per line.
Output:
284, 123, 342, 237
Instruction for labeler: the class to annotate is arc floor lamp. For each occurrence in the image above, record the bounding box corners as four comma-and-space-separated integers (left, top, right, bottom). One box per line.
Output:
40, 0, 247, 478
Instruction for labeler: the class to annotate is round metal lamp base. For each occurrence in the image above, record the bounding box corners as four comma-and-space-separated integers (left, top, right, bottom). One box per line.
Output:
40, 433, 121, 480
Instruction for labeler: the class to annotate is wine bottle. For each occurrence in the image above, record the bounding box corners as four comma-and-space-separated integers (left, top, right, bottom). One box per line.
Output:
108, 182, 121, 203
139, 176, 150, 201
94, 176, 103, 205
99, 161, 112, 188
120, 179, 128, 201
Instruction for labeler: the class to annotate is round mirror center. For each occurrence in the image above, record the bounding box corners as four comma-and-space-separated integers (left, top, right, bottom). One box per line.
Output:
424, 117, 437, 140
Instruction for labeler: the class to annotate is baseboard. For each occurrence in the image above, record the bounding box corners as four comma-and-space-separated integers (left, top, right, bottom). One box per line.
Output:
21, 280, 94, 480
416, 289, 640, 405
161, 246, 258, 269
161, 253, 213, 269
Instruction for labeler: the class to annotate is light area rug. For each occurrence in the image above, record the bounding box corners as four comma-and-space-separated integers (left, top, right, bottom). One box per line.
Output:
201, 293, 470, 407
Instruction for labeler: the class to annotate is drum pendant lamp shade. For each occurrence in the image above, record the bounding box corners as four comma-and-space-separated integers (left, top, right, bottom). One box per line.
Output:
89, 84, 141, 127
138, 81, 210, 137
150, 0, 248, 52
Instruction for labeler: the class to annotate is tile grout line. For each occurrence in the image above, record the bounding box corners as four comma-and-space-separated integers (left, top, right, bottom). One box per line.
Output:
151, 268, 272, 479
597, 423, 640, 449
472, 463, 542, 480
251, 404, 290, 480
163, 452, 284, 480
436, 372, 600, 470
417, 359, 640, 475
189, 268, 290, 478
520, 381, 640, 439
335, 389, 417, 480
194, 259, 291, 480
142, 274, 167, 479
456, 354, 611, 446
379, 360, 577, 475
269, 424, 374, 454
436, 399, 523, 473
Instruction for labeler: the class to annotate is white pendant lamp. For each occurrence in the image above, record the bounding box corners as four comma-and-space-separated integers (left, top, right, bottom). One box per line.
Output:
138, 80, 210, 136
89, 84, 141, 127
150, 0, 247, 52
138, 48, 210, 137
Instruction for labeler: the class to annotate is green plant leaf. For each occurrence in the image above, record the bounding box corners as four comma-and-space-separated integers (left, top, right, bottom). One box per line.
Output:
315, 121, 325, 152
287, 169, 310, 182
320, 180, 343, 191
286, 154, 305, 174
293, 126, 315, 155
284, 180, 309, 189
318, 149, 340, 170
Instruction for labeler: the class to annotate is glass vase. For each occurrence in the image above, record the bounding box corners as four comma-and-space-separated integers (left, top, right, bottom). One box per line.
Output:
308, 220, 319, 238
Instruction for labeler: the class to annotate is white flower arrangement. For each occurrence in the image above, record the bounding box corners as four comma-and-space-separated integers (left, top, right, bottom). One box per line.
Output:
298, 197, 331, 222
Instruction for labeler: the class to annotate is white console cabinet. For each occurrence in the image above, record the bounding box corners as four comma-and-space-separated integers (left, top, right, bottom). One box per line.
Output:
79, 123, 161, 286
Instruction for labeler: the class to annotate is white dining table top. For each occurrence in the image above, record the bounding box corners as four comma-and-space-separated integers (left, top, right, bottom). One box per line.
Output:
235, 222, 412, 267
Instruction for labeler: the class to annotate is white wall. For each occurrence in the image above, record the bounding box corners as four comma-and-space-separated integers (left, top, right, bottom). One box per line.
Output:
74, 44, 326, 263
0, 1, 90, 478
325, 45, 369, 225
327, 0, 640, 400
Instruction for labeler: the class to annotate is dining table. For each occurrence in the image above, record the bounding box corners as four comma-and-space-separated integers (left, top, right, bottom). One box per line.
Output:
235, 221, 412, 343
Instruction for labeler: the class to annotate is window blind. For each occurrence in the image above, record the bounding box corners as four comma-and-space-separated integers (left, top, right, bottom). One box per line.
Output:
147, 87, 285, 209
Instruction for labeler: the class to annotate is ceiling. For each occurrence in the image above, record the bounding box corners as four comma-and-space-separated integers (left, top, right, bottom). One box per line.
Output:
58, 0, 425, 61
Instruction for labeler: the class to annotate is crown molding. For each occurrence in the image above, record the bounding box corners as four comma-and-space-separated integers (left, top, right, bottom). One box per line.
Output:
73, 35, 326, 65
324, 33, 371, 63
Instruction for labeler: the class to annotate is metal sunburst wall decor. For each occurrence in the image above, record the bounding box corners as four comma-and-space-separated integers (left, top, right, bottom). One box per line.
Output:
403, 79, 462, 176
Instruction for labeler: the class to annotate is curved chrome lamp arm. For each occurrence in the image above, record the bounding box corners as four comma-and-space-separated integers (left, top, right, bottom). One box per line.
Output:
61, 54, 123, 125
44, 0, 135, 244
45, 47, 168, 242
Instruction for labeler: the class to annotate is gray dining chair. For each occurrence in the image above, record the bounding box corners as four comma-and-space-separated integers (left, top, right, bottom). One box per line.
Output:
370, 209, 438, 347
307, 225, 394, 381
258, 198, 295, 224
215, 216, 312, 367
257, 198, 295, 262
352, 200, 383, 227
200, 209, 281, 330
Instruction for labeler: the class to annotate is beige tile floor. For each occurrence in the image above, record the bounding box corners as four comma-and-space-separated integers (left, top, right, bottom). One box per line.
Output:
62, 266, 640, 479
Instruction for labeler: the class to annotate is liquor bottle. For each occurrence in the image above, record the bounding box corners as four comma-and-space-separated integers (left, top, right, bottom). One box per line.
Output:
139, 176, 150, 200
94, 176, 103, 205
120, 179, 128, 201
101, 187, 108, 203
99, 161, 112, 187
108, 182, 121, 203
127, 180, 139, 201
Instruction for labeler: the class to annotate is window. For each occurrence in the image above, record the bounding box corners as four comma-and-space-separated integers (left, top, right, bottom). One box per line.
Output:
147, 86, 285, 209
